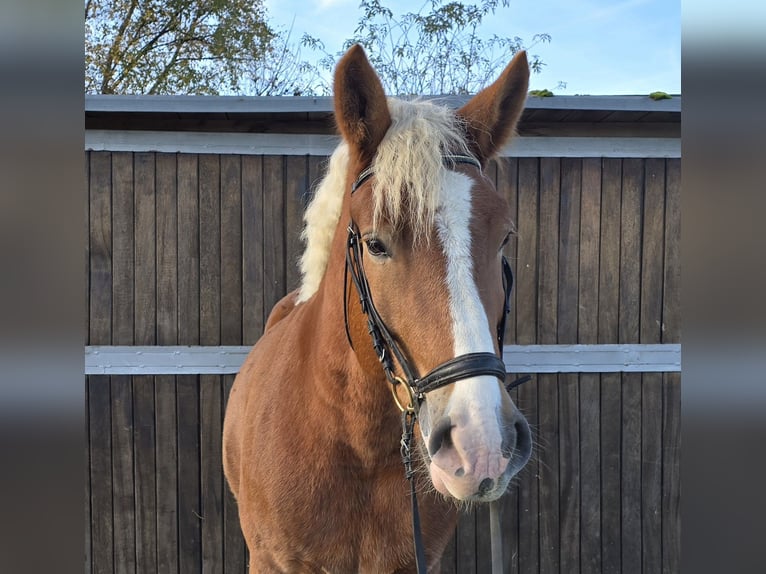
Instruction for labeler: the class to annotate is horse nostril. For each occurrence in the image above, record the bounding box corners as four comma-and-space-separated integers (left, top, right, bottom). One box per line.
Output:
515, 418, 532, 461
501, 417, 532, 461
427, 416, 453, 457
478, 477, 495, 496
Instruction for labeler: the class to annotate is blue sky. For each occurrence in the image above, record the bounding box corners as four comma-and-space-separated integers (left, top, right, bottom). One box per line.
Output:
263, 0, 681, 95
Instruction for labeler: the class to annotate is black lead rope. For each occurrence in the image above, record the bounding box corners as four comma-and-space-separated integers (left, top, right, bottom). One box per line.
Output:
401, 411, 428, 570
345, 155, 533, 574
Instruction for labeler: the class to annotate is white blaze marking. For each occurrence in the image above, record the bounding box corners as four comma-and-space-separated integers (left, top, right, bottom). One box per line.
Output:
435, 172, 502, 418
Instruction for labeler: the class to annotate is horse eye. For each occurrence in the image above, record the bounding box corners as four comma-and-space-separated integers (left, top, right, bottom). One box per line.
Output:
365, 237, 388, 257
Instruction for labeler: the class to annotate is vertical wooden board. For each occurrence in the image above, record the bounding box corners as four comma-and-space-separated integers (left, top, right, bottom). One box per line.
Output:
221, 155, 246, 573
133, 376, 157, 572
497, 157, 519, 346
111, 152, 135, 345
88, 151, 113, 572
640, 159, 665, 574
89, 376, 113, 573
578, 370, 601, 573
110, 151, 136, 574
262, 156, 286, 324
89, 151, 112, 345
198, 154, 224, 573
514, 158, 539, 574
661, 372, 680, 574
618, 159, 643, 345
178, 154, 200, 347
87, 152, 112, 345
557, 158, 580, 345
199, 154, 221, 348
639, 158, 665, 345
558, 159, 581, 573
661, 159, 681, 574
177, 376, 202, 574
155, 377, 179, 574
578, 158, 602, 574
620, 159, 644, 574
201, 376, 224, 574
640, 371, 663, 574
600, 378, 622, 574
537, 157, 559, 574
661, 159, 680, 346
156, 153, 179, 573
223, 375, 246, 574
157, 153, 179, 346
440, 529, 457, 574
598, 159, 621, 343
455, 510, 477, 574
285, 155, 309, 292
134, 152, 157, 345
598, 158, 622, 574
242, 155, 265, 343
515, 157, 539, 344
620, 371, 642, 574
221, 155, 243, 347
537, 372, 559, 574
579, 158, 601, 341
177, 154, 201, 573
133, 152, 158, 572
538, 157, 560, 345
111, 374, 136, 574
475, 498, 490, 573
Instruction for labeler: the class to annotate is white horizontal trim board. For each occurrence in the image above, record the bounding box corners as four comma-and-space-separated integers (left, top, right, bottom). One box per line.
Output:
502, 344, 681, 373
85, 130, 681, 158
85, 344, 681, 375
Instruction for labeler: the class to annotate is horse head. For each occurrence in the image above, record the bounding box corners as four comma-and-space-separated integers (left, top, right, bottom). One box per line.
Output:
331, 45, 532, 503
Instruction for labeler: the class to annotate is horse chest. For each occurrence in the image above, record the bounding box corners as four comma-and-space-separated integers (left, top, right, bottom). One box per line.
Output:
257, 459, 423, 571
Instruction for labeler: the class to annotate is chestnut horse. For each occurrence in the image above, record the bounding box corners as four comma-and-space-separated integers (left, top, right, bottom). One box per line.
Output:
223, 45, 532, 573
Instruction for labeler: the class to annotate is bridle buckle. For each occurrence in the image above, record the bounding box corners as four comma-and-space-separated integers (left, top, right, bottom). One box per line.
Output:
390, 376, 418, 413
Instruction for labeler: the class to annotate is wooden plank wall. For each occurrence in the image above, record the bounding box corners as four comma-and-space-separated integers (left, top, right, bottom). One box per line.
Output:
86, 152, 680, 574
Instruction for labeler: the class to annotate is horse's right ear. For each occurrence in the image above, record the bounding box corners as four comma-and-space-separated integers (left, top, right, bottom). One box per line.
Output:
334, 45, 391, 163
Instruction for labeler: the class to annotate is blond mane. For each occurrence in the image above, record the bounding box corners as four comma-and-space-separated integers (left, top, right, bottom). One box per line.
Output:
296, 98, 472, 303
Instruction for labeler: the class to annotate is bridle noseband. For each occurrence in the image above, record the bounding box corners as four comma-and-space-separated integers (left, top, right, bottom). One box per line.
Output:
343, 153, 529, 574
344, 154, 514, 413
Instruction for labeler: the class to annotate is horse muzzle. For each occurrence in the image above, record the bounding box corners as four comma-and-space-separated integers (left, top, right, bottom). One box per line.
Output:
424, 403, 532, 502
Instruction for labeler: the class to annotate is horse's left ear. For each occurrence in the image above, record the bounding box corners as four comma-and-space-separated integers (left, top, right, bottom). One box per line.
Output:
333, 44, 392, 164
457, 50, 530, 163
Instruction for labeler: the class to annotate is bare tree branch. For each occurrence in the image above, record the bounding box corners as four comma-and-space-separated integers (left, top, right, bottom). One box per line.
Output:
99, 0, 139, 93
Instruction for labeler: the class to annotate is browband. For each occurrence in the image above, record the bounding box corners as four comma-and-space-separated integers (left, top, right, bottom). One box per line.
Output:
351, 154, 481, 194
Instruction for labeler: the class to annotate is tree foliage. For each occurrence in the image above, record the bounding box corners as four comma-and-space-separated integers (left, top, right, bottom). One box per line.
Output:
84, 0, 550, 96
240, 25, 328, 96
85, 0, 275, 94
307, 0, 550, 96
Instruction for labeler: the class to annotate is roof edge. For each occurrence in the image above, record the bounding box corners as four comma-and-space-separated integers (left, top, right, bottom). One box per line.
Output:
85, 93, 681, 114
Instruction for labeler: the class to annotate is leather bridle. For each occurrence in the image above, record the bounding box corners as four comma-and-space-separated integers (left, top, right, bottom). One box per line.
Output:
343, 154, 530, 573
344, 154, 513, 413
